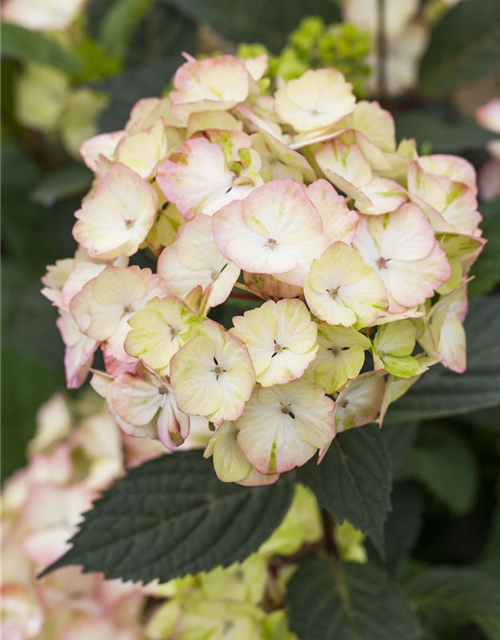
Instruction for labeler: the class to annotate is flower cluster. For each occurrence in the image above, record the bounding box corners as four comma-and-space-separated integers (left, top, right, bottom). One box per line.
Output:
1, 392, 366, 640
43, 53, 484, 486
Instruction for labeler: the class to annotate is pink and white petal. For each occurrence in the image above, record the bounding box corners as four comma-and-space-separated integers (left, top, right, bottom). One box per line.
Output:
79, 130, 125, 173
384, 243, 451, 309
418, 154, 477, 194
307, 179, 359, 244
110, 372, 162, 427
355, 177, 407, 215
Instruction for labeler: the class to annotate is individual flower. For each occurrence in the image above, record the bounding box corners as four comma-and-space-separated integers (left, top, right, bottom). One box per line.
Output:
73, 164, 158, 260
316, 139, 408, 214
169, 55, 252, 123
156, 130, 262, 218
170, 320, 255, 425
304, 242, 388, 328
231, 299, 318, 386
213, 179, 330, 286
273, 68, 356, 132
372, 319, 419, 377
419, 284, 468, 373
408, 161, 482, 235
93, 365, 191, 451
157, 214, 240, 309
235, 379, 335, 474
70, 266, 168, 363
305, 324, 371, 393
204, 422, 279, 486
125, 297, 203, 373
306, 179, 359, 244
353, 204, 451, 312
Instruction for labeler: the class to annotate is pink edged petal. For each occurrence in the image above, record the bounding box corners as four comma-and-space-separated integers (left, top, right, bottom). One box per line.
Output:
418, 154, 477, 194
73, 163, 158, 260
158, 214, 240, 308
274, 68, 356, 133
79, 130, 125, 173
355, 177, 408, 215
170, 55, 250, 122
307, 179, 359, 244
157, 137, 233, 218
334, 372, 386, 434
315, 140, 373, 206
384, 242, 451, 309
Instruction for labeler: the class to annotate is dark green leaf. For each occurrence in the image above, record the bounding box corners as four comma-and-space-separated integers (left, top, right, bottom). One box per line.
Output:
40, 451, 294, 583
470, 201, 500, 297
165, 0, 340, 51
395, 111, 497, 153
31, 164, 93, 207
406, 567, 500, 640
419, 0, 500, 97
287, 555, 422, 640
1, 23, 84, 74
385, 296, 500, 423
368, 482, 423, 573
297, 424, 392, 556
99, 0, 157, 59
406, 427, 478, 515
380, 422, 420, 477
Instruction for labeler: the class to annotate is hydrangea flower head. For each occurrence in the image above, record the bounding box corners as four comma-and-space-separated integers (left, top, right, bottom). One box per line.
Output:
43, 53, 484, 485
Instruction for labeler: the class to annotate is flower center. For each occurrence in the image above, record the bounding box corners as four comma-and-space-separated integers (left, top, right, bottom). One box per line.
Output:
266, 238, 278, 249
170, 327, 178, 339
340, 399, 349, 408
211, 271, 219, 281
327, 287, 339, 298
158, 386, 169, 395
377, 257, 388, 268
280, 404, 295, 419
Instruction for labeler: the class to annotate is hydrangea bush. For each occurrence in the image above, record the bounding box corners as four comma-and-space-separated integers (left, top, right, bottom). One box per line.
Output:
42, 52, 485, 487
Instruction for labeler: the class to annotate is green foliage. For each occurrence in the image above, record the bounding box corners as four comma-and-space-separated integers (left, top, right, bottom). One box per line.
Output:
287, 555, 422, 640
1, 23, 85, 74
31, 164, 93, 207
395, 111, 497, 154
166, 0, 340, 51
99, 0, 157, 59
40, 451, 294, 583
297, 425, 392, 556
406, 567, 500, 639
420, 0, 500, 97
385, 295, 500, 423
406, 427, 479, 515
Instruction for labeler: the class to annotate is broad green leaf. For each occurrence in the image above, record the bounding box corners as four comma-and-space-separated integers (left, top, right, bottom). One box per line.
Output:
406, 427, 478, 515
419, 0, 500, 97
380, 483, 423, 573
31, 164, 93, 207
470, 202, 500, 297
395, 111, 497, 153
287, 556, 422, 640
167, 0, 340, 51
1, 23, 84, 74
40, 451, 294, 583
385, 296, 500, 423
297, 425, 392, 556
380, 422, 420, 476
99, 0, 157, 59
406, 567, 500, 640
